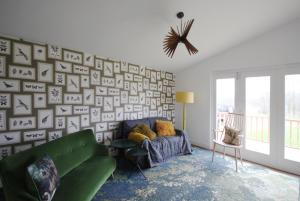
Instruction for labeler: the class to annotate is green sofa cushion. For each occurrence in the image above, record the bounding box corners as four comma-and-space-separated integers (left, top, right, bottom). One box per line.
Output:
52, 156, 116, 201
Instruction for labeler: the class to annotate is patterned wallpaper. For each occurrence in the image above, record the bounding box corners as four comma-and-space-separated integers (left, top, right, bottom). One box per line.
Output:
0, 36, 175, 160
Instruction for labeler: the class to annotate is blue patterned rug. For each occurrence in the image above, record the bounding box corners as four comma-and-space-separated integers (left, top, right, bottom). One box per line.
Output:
93, 147, 299, 201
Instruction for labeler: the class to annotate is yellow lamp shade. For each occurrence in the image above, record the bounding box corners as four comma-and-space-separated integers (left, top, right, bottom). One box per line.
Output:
176, 91, 194, 103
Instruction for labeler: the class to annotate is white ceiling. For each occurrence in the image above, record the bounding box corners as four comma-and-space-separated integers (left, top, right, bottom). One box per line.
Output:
1, 0, 300, 72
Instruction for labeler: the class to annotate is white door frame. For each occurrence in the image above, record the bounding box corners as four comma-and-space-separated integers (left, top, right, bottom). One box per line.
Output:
212, 63, 300, 175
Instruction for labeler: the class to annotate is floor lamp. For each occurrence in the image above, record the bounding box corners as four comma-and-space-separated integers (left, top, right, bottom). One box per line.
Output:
176, 91, 194, 130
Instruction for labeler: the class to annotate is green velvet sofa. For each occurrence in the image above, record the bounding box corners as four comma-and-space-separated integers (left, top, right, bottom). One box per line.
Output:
0, 129, 116, 201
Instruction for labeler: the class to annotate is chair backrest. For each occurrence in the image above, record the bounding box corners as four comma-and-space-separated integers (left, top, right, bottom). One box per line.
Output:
214, 113, 244, 142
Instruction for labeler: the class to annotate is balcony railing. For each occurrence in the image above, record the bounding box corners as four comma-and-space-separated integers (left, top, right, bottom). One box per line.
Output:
216, 112, 300, 149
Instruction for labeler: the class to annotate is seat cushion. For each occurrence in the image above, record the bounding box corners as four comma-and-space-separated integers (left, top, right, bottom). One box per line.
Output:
52, 156, 116, 201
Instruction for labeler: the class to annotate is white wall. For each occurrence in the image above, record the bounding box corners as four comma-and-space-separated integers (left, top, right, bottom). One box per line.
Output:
175, 18, 300, 149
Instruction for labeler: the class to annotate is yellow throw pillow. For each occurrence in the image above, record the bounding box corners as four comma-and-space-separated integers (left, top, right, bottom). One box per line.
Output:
128, 132, 149, 143
132, 124, 156, 140
156, 120, 176, 136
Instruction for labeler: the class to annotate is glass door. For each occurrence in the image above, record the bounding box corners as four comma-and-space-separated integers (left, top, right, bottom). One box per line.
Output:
215, 78, 235, 130
214, 68, 300, 175
285, 74, 300, 163
245, 76, 270, 155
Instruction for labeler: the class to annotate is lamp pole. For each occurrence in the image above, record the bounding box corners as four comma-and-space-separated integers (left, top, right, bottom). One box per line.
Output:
183, 103, 186, 130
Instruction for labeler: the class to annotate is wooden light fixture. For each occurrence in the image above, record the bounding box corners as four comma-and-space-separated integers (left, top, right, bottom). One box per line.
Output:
163, 12, 198, 58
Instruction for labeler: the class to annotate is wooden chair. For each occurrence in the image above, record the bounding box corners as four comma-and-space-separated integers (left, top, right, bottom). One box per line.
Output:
211, 113, 244, 172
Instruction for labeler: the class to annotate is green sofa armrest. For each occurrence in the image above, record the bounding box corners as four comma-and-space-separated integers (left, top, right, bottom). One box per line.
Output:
0, 177, 39, 201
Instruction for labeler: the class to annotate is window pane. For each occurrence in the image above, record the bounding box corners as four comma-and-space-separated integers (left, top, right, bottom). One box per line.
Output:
216, 78, 235, 129
245, 76, 270, 155
285, 74, 300, 162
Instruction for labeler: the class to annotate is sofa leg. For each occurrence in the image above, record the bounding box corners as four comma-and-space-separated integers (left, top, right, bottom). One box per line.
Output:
111, 172, 114, 179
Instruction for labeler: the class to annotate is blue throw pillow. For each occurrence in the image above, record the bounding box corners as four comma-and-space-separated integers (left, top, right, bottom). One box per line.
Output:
27, 155, 60, 201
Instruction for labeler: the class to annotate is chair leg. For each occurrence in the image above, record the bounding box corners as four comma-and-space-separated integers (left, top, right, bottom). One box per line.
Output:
212, 143, 216, 162
223, 146, 226, 158
238, 149, 243, 165
234, 148, 238, 172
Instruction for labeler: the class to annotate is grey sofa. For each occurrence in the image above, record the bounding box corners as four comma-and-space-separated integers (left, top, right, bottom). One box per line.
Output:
118, 117, 192, 167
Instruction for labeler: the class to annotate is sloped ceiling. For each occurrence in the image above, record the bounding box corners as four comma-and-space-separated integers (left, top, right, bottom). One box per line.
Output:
1, 0, 300, 72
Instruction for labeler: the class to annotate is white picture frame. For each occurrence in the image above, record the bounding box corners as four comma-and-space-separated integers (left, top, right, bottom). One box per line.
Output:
55, 116, 65, 129
0, 38, 11, 55
121, 61, 128, 72
73, 65, 89, 75
63, 50, 82, 64
0, 132, 21, 145
49, 130, 63, 141
115, 107, 124, 121
96, 122, 107, 132
55, 61, 72, 73
96, 86, 107, 96
55, 73, 66, 86
81, 114, 90, 127
128, 64, 139, 74
64, 94, 82, 104
67, 75, 80, 92
103, 97, 113, 111
13, 94, 32, 115
81, 75, 90, 88
34, 93, 46, 108
13, 42, 32, 65
48, 86, 62, 104
55, 105, 72, 116
0, 79, 20, 92
23, 130, 46, 142
37, 62, 53, 83
95, 96, 103, 107
95, 132, 103, 143
90, 107, 101, 122
38, 109, 53, 129
0, 93, 11, 108
23, 82, 45, 92
103, 61, 113, 77
9, 117, 36, 130
91, 70, 101, 85
67, 116, 80, 133
0, 56, 6, 77
48, 45, 62, 59
33, 44, 46, 61
115, 74, 123, 89
114, 61, 121, 73
9, 65, 35, 80
83, 89, 94, 105
95, 58, 103, 70
0, 110, 6, 131
83, 53, 94, 67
